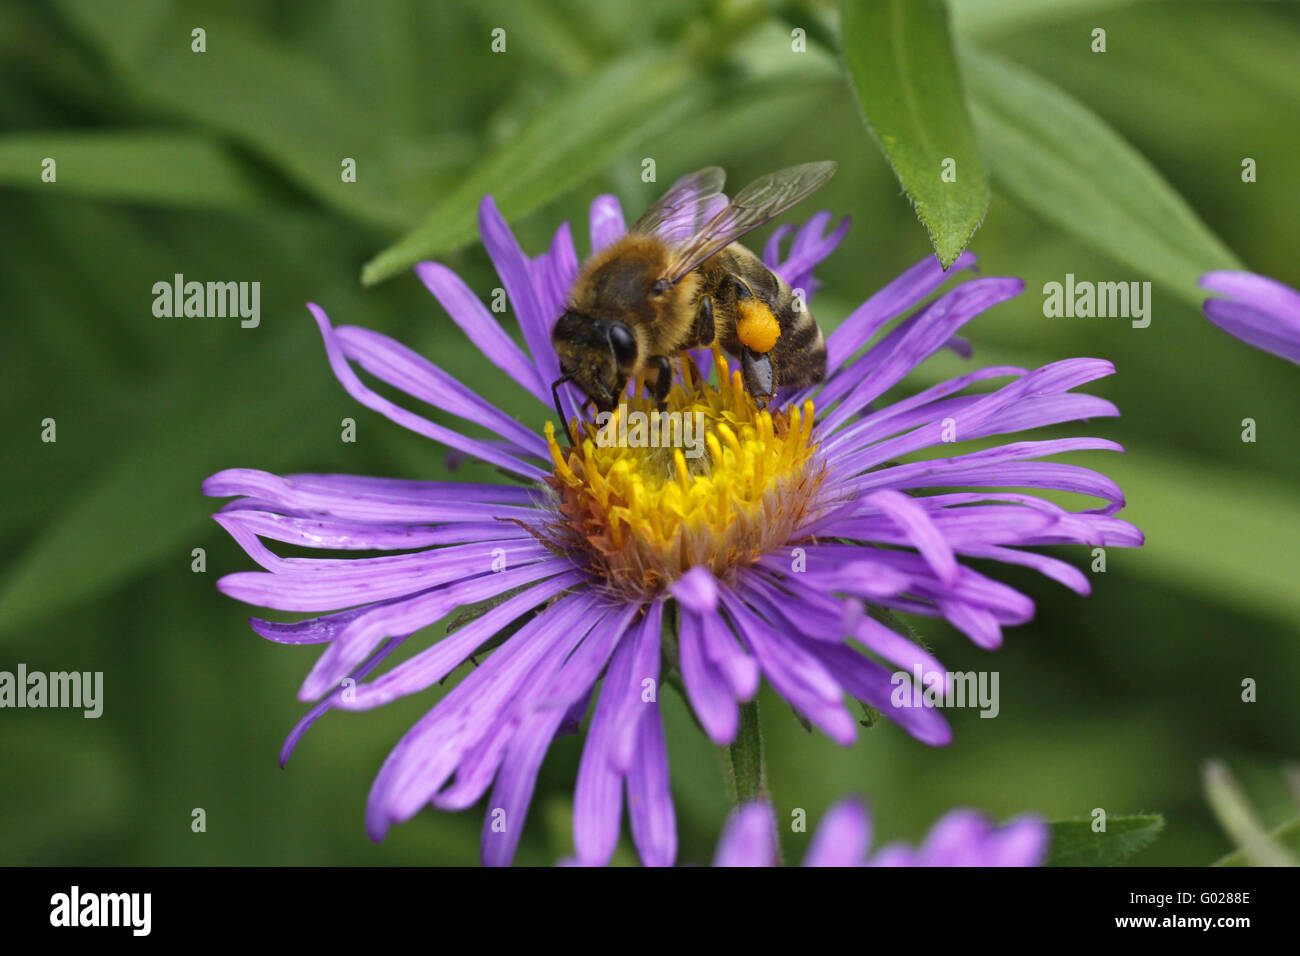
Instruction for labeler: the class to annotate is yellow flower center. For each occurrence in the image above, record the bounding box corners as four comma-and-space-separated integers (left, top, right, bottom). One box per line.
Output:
541, 348, 825, 599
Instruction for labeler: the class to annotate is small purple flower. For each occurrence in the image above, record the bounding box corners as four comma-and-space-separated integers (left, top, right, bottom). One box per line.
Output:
714, 798, 1048, 867
204, 188, 1140, 867
1201, 270, 1300, 365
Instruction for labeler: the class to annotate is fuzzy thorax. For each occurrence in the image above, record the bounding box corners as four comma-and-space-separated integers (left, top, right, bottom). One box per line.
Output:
541, 349, 825, 599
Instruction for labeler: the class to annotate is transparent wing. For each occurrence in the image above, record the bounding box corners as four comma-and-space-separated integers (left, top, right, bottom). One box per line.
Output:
663, 161, 837, 281
631, 166, 727, 243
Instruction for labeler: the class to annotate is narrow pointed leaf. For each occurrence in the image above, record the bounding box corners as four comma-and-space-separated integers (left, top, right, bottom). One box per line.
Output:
839, 0, 989, 268
1216, 814, 1300, 867
362, 50, 704, 285
962, 45, 1243, 306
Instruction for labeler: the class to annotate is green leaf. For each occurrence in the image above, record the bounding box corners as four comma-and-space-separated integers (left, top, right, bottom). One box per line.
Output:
1204, 761, 1300, 866
1216, 814, 1300, 867
1046, 814, 1164, 866
839, 0, 989, 268
53, 0, 413, 229
361, 49, 706, 284
961, 45, 1243, 306
0, 130, 277, 209
950, 0, 1130, 38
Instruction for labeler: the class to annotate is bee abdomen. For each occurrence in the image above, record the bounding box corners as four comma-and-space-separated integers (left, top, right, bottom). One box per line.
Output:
774, 304, 827, 388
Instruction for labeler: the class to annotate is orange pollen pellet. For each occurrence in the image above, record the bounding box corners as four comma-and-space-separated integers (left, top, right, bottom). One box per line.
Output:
736, 299, 781, 354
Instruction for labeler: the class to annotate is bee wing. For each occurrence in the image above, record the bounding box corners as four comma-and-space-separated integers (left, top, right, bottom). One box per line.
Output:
631, 166, 728, 243
663, 161, 837, 282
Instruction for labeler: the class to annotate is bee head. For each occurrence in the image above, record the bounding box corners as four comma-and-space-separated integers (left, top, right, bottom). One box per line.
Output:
552, 310, 639, 412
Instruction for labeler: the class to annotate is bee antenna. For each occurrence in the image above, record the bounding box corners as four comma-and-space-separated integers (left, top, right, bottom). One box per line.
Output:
551, 373, 575, 441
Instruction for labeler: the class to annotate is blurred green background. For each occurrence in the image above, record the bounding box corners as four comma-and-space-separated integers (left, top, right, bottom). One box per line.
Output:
2, 0, 1298, 866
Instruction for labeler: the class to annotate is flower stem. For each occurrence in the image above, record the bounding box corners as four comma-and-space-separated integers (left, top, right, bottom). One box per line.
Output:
720, 698, 782, 863
723, 699, 767, 806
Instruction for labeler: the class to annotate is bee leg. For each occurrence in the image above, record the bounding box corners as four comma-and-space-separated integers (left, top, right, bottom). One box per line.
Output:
648, 354, 673, 410
741, 347, 774, 407
694, 294, 715, 346
550, 373, 575, 439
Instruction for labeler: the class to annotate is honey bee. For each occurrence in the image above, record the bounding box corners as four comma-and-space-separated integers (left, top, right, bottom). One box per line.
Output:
551, 161, 836, 419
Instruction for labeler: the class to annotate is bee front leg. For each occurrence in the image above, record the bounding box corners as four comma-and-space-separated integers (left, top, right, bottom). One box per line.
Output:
741, 347, 775, 408
647, 354, 673, 410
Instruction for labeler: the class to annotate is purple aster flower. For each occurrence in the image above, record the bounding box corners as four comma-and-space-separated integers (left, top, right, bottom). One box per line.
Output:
714, 798, 1048, 867
1201, 270, 1300, 365
204, 187, 1140, 867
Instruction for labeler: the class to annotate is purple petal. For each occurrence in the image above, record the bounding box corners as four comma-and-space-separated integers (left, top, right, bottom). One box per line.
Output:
589, 194, 626, 253
364, 593, 604, 838
670, 565, 719, 614
697, 608, 761, 700
940, 599, 1005, 649
607, 600, 664, 772
830, 357, 1118, 476
440, 602, 639, 814
762, 223, 796, 269
335, 570, 585, 710
415, 260, 548, 400
773, 213, 850, 294
802, 798, 871, 867
914, 809, 989, 865
204, 468, 539, 518
821, 277, 1025, 431
573, 632, 639, 866
1201, 270, 1300, 364
307, 303, 548, 480
960, 544, 1091, 595
677, 607, 739, 744
626, 702, 676, 867
719, 590, 857, 745
801, 637, 952, 746
852, 460, 1127, 515
823, 251, 978, 372
478, 196, 561, 385
1202, 270, 1300, 313
335, 325, 548, 456
533, 221, 578, 324
300, 558, 576, 701
216, 538, 556, 613
216, 508, 526, 552
863, 489, 960, 587
981, 815, 1050, 866
279, 636, 402, 767
480, 703, 569, 866
852, 615, 952, 691
713, 803, 778, 867
821, 365, 1026, 457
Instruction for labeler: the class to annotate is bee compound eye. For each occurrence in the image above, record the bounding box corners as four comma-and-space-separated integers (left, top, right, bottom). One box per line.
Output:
606, 321, 638, 365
